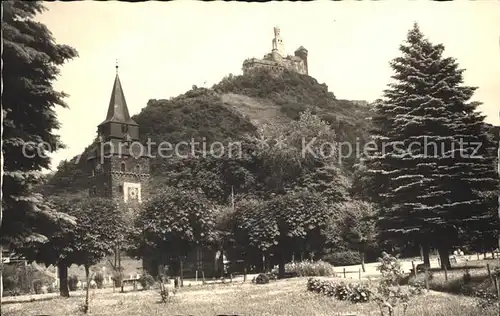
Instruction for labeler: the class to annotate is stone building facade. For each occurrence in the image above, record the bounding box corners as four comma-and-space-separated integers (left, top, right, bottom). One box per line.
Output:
242, 27, 308, 76
87, 65, 150, 207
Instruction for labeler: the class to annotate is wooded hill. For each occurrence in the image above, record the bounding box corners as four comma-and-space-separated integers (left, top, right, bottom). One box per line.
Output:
45, 68, 499, 202
45, 69, 374, 197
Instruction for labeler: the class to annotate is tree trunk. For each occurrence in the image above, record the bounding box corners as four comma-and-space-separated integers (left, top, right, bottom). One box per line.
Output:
278, 252, 286, 279
118, 250, 121, 270
438, 246, 451, 269
84, 265, 90, 314
422, 243, 430, 266
180, 258, 183, 287
58, 262, 70, 297
218, 249, 225, 278
360, 251, 366, 273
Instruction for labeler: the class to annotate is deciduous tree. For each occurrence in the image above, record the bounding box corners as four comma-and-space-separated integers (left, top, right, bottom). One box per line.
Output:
21, 196, 123, 305
130, 188, 216, 279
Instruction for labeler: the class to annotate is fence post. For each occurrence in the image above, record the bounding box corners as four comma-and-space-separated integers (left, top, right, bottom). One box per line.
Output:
488, 264, 493, 283
343, 268, 346, 278
424, 267, 429, 292
359, 268, 361, 280
411, 261, 417, 278
444, 263, 448, 282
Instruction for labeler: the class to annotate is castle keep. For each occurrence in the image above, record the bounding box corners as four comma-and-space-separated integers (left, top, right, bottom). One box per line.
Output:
242, 27, 308, 76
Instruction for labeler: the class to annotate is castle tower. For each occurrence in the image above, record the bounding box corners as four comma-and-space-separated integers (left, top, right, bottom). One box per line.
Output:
87, 62, 150, 207
294, 46, 309, 75
271, 26, 285, 58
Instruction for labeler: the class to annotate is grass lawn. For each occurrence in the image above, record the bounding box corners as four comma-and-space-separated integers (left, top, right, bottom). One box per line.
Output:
2, 277, 495, 316
408, 267, 496, 295
405, 258, 500, 296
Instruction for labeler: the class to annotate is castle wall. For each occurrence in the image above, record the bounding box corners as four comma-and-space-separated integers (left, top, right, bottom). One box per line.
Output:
242, 56, 307, 76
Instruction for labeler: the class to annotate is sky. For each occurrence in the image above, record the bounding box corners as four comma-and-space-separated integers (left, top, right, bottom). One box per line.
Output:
36, 1, 500, 171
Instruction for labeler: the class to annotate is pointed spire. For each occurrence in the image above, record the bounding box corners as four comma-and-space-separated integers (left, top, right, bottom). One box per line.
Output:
99, 61, 137, 126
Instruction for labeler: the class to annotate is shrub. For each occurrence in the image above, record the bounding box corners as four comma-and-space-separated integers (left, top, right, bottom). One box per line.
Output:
273, 260, 335, 277
323, 251, 361, 266
33, 279, 43, 294
254, 273, 270, 284
266, 272, 278, 280
3, 264, 24, 296
334, 282, 350, 300
372, 252, 422, 316
2, 262, 38, 296
68, 275, 79, 291
474, 289, 498, 310
94, 272, 104, 289
159, 285, 169, 304
347, 282, 371, 303
306, 278, 371, 303
47, 283, 55, 293
139, 273, 155, 290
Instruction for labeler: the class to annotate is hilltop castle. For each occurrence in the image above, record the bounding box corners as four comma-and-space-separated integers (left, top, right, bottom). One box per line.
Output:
242, 27, 308, 76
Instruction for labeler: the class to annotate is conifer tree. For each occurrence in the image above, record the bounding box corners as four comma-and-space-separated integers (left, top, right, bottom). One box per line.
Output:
2, 1, 78, 302
362, 23, 498, 268
2, 1, 78, 246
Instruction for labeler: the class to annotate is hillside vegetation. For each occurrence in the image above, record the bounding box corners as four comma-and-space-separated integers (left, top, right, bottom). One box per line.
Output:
45, 69, 374, 196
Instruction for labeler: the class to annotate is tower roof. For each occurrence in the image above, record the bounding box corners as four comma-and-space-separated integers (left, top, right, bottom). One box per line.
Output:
295, 46, 308, 53
99, 65, 137, 126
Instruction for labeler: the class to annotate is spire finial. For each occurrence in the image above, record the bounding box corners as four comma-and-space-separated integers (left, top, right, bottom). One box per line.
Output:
115, 59, 119, 74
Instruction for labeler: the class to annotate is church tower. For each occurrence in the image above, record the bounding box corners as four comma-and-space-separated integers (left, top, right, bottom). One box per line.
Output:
87, 63, 150, 206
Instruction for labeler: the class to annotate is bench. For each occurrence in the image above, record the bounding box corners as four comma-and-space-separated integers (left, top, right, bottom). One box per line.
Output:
121, 278, 139, 292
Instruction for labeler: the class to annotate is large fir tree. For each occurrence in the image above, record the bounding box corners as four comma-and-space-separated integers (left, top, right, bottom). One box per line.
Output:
2, 1, 78, 247
362, 23, 498, 267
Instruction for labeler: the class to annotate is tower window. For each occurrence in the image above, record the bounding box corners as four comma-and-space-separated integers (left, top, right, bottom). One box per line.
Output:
121, 162, 126, 172
118, 185, 123, 195
122, 124, 128, 134
135, 165, 140, 174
